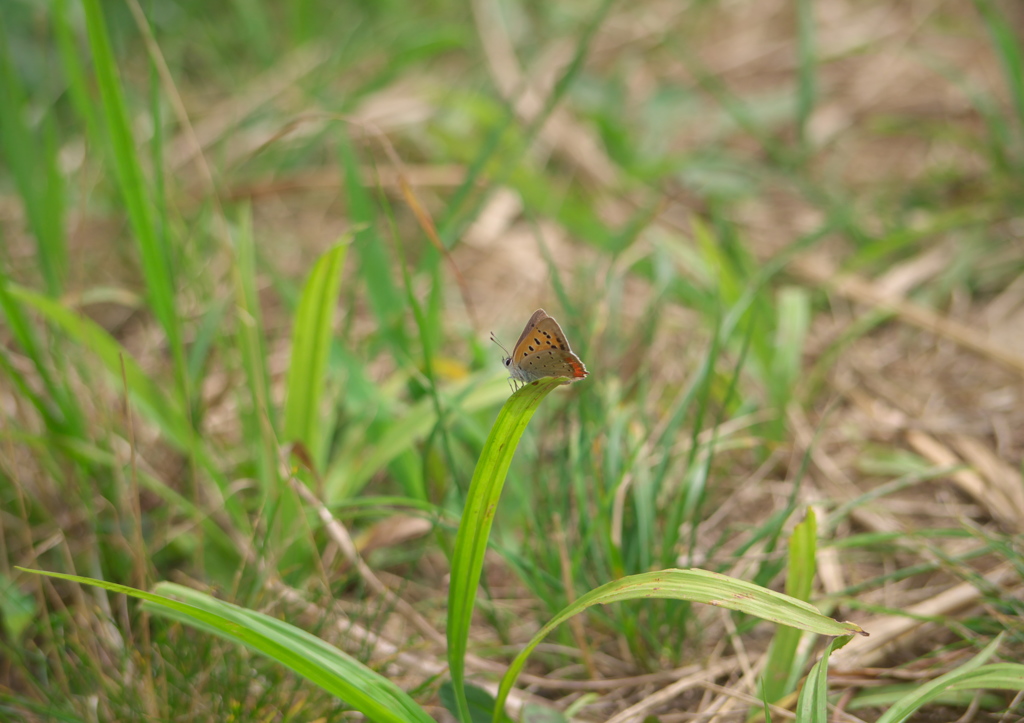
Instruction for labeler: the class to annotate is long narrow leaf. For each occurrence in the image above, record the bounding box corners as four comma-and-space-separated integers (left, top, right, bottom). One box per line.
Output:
976, 0, 1024, 136
795, 0, 817, 147
81, 0, 182, 361
337, 136, 406, 353
762, 508, 817, 703
794, 636, 847, 722
233, 208, 277, 490
283, 242, 348, 463
448, 377, 572, 723
53, 0, 104, 160
0, 30, 66, 295
7, 283, 249, 542
7, 285, 191, 448
16, 570, 433, 723
0, 272, 77, 432
325, 375, 509, 502
493, 568, 866, 722
875, 635, 1022, 723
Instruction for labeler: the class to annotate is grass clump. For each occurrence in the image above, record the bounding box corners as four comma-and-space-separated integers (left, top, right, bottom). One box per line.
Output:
3, 1, 1024, 721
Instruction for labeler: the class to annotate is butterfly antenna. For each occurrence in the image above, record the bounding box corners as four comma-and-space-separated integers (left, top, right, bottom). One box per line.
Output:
489, 331, 511, 357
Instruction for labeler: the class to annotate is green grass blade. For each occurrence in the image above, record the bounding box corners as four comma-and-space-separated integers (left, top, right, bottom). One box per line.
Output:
944, 664, 1024, 693
794, 636, 847, 722
325, 375, 508, 502
770, 286, 810, 411
875, 635, 1021, 723
0, 30, 66, 295
6, 283, 249, 544
81, 0, 183, 365
233, 207, 278, 490
439, 682, 512, 723
493, 568, 865, 722
228, 0, 275, 63
976, 0, 1024, 140
439, 0, 614, 245
795, 0, 817, 148
0, 272, 80, 433
53, 0, 104, 156
447, 377, 576, 723
337, 135, 407, 353
7, 284, 191, 448
762, 508, 817, 703
282, 242, 348, 463
16, 570, 433, 723
268, 239, 348, 567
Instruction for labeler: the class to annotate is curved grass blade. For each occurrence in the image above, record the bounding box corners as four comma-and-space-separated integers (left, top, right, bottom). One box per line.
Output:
283, 241, 348, 463
795, 0, 817, 148
7, 285, 191, 448
794, 635, 849, 723
6, 283, 249, 542
762, 508, 818, 704
0, 31, 66, 295
976, 0, 1024, 139
81, 0, 182, 366
447, 376, 572, 723
493, 568, 866, 722
233, 208, 277, 491
326, 375, 509, 501
875, 634, 1023, 723
17, 569, 433, 723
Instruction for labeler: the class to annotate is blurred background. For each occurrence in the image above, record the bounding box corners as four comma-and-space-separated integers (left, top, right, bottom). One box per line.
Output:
2, 0, 1024, 720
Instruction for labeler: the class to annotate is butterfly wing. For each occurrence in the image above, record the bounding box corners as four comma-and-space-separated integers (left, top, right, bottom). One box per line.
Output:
509, 310, 588, 382
510, 309, 550, 358
517, 348, 588, 381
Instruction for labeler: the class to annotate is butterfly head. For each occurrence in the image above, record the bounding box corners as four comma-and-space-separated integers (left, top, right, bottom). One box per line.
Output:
491, 332, 520, 390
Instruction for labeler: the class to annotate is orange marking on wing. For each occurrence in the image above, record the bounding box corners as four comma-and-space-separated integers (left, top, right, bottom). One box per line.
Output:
566, 356, 588, 378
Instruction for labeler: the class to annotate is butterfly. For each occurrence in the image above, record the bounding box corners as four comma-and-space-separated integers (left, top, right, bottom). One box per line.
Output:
492, 309, 589, 390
